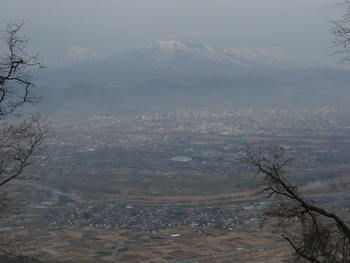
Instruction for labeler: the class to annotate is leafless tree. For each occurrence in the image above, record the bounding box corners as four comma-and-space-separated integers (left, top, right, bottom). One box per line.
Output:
244, 142, 350, 262
0, 21, 48, 256
330, 0, 350, 64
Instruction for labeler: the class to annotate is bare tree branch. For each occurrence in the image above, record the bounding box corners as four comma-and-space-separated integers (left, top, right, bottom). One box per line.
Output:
0, 21, 48, 258
244, 143, 350, 262
330, 0, 350, 64
0, 21, 44, 117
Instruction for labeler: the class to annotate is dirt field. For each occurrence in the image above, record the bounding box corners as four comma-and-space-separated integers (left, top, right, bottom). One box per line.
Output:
26, 221, 290, 263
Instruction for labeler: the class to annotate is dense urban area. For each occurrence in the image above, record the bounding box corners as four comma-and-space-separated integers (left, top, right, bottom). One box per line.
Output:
4, 104, 350, 262
54, 105, 350, 136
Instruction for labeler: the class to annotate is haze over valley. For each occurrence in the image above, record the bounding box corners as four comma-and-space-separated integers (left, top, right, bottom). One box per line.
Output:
9, 39, 349, 262
2, 1, 350, 262
34, 40, 350, 117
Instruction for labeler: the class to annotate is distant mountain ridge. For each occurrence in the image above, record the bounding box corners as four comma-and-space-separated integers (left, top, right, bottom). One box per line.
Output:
38, 40, 258, 86
33, 83, 128, 118
41, 40, 335, 72
112, 40, 250, 68
86, 40, 259, 80
224, 47, 330, 69
34, 40, 350, 115
42, 46, 103, 69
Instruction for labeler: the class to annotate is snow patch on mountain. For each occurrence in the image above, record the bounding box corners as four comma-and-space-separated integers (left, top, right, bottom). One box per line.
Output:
40, 41, 334, 72
224, 47, 291, 63
224, 47, 331, 68
118, 40, 251, 68
42, 46, 103, 69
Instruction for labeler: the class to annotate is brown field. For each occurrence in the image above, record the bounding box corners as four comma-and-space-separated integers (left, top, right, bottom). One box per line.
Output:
6, 131, 350, 262
24, 216, 290, 263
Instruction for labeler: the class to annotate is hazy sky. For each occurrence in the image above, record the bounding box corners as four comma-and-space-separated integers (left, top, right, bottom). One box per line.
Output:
0, 0, 346, 63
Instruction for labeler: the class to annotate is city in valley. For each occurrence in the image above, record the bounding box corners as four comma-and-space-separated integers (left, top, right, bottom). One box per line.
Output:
2, 2, 350, 262
7, 104, 350, 262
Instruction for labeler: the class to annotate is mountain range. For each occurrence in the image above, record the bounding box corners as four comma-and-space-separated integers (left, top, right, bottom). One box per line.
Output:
42, 41, 333, 70
42, 46, 103, 69
34, 40, 350, 117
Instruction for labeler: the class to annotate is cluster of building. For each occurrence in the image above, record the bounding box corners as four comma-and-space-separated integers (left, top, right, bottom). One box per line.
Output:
36, 105, 350, 236
44, 204, 261, 232
51, 105, 350, 137
42, 104, 350, 185
44, 123, 350, 190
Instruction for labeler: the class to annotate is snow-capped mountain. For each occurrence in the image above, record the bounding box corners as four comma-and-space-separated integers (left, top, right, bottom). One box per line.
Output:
107, 40, 327, 70
106, 40, 251, 70
224, 47, 331, 69
35, 40, 350, 113
41, 41, 336, 72
37, 40, 345, 91
42, 46, 103, 69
